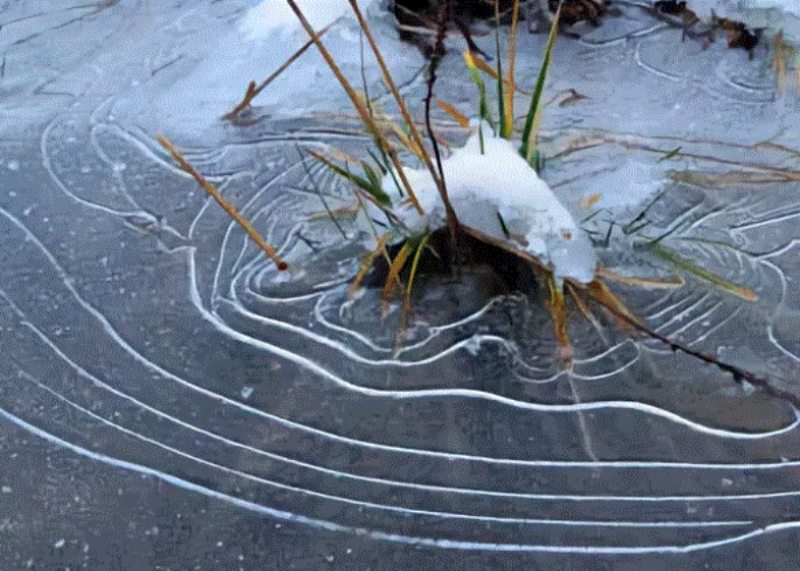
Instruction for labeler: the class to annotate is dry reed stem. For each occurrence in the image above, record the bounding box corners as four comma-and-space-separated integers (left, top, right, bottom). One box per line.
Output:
285, 0, 425, 215
157, 135, 288, 271
344, 0, 450, 210
347, 0, 461, 246
222, 22, 335, 121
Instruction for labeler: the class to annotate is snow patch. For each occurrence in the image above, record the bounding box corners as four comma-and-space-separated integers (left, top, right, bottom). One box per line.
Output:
381, 126, 597, 283
239, 0, 371, 40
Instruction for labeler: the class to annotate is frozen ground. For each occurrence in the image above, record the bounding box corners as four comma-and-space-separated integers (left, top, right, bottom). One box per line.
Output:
2, 1, 800, 569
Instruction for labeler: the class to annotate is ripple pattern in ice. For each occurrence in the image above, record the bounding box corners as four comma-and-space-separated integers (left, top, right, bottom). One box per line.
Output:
2, 106, 800, 554
2, 0, 800, 559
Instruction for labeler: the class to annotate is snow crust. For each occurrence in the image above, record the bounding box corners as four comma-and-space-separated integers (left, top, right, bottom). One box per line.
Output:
239, 0, 376, 40
381, 127, 597, 283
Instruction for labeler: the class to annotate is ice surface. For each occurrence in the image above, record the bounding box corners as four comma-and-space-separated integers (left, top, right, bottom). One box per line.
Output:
382, 125, 597, 283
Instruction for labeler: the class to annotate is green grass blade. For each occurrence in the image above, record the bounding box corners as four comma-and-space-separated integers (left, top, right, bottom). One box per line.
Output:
406, 232, 432, 297
464, 51, 496, 132
637, 242, 758, 302
520, 1, 562, 165
494, 5, 507, 139
309, 151, 391, 207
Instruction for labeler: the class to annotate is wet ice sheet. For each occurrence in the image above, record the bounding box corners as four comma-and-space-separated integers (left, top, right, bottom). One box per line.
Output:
2, 0, 800, 568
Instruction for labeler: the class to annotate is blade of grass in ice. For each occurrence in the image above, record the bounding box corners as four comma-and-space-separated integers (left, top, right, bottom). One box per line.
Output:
365, 148, 388, 176
285, 0, 424, 214
308, 151, 391, 207
595, 267, 684, 289
436, 99, 470, 127
638, 242, 758, 302
520, 0, 561, 166
669, 170, 788, 186
383, 241, 413, 300
395, 231, 432, 352
622, 189, 666, 235
658, 146, 682, 161
157, 135, 288, 271
297, 145, 347, 239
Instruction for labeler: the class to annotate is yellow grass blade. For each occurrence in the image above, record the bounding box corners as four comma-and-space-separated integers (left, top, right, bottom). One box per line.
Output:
350, 233, 390, 297
580, 193, 602, 210
436, 99, 470, 128
383, 241, 413, 301
157, 135, 287, 271
285, 0, 424, 215
547, 275, 570, 343
406, 232, 431, 297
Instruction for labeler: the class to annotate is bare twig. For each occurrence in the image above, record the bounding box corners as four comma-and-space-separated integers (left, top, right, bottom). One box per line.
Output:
581, 279, 800, 408
222, 21, 335, 121
285, 0, 425, 215
423, 0, 460, 246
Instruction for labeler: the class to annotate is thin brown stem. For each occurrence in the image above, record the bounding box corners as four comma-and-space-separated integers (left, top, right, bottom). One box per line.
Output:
222, 22, 335, 121
157, 135, 288, 271
285, 0, 425, 215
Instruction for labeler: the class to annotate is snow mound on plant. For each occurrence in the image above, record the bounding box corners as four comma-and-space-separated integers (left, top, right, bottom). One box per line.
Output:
382, 127, 597, 284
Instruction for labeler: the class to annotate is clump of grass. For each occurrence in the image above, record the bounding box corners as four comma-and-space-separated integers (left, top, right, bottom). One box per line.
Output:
162, 0, 796, 402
